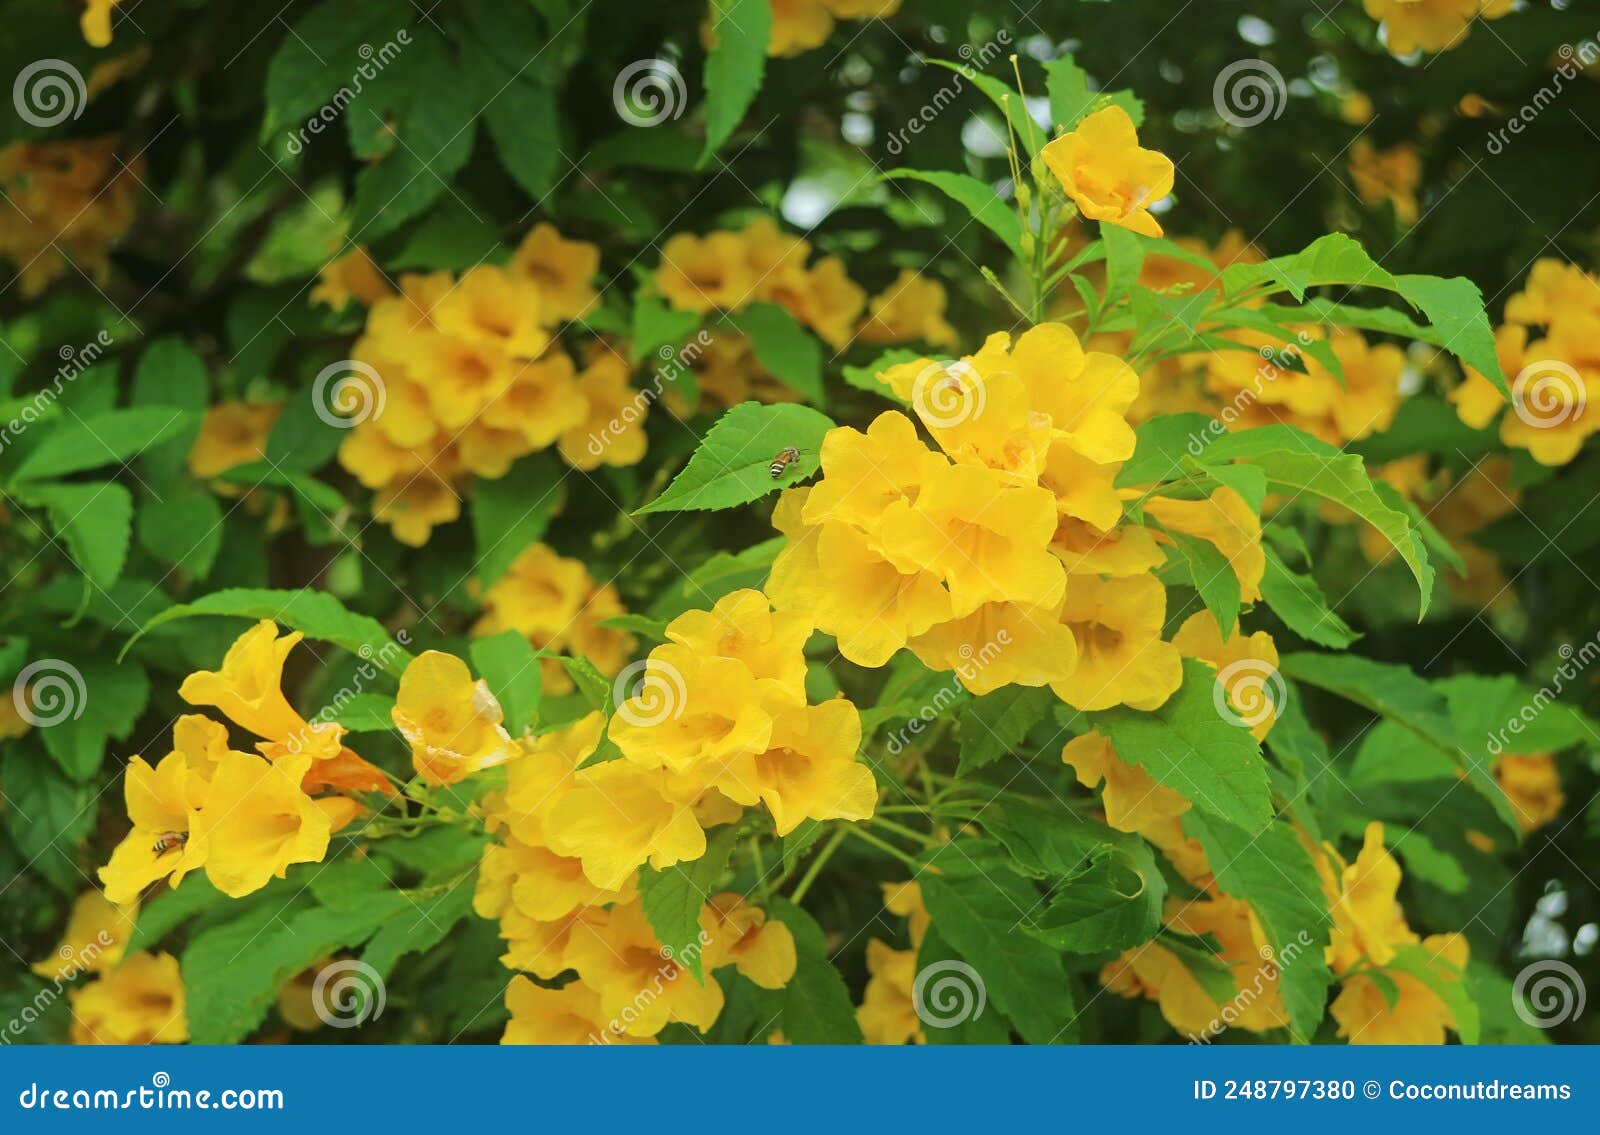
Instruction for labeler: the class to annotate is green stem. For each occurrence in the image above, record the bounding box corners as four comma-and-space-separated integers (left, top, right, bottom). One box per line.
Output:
846, 825, 921, 869
789, 827, 848, 904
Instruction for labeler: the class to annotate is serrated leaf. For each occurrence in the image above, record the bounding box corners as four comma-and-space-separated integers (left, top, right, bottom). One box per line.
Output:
130, 588, 412, 676
638, 826, 738, 981
956, 686, 1054, 774
882, 169, 1023, 260
1164, 530, 1241, 634
1260, 545, 1359, 649
123, 877, 226, 954
763, 897, 863, 1043
917, 924, 1012, 1043
21, 481, 133, 587
39, 661, 148, 782
701, 0, 770, 160
636, 402, 835, 515
1093, 658, 1272, 833
1, 742, 95, 893
362, 874, 476, 980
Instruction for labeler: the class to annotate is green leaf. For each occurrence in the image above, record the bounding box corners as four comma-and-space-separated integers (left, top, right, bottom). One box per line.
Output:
39, 661, 148, 782
1259, 545, 1359, 649
1438, 673, 1599, 758
1029, 841, 1165, 955
638, 826, 739, 981
1393, 274, 1507, 399
129, 338, 207, 491
347, 33, 479, 237
1, 742, 95, 893
472, 452, 566, 587
329, 692, 399, 733
362, 874, 477, 980
701, 0, 770, 161
261, 1, 401, 141
263, 388, 343, 473
1278, 652, 1519, 834
727, 302, 825, 405
124, 877, 227, 954
781, 819, 824, 871
1242, 450, 1432, 615
631, 293, 702, 367
1093, 658, 1273, 833
956, 686, 1054, 774
1221, 233, 1396, 300
475, 55, 560, 201
917, 924, 1012, 1043
1164, 531, 1241, 634
636, 402, 834, 515
470, 630, 542, 737
841, 349, 917, 407
20, 481, 133, 587
137, 484, 224, 580
764, 897, 863, 1043
1100, 224, 1145, 305
129, 588, 413, 676
881, 169, 1024, 260
919, 841, 1077, 1044
1186, 814, 1334, 1043
184, 893, 412, 1044
1044, 55, 1144, 128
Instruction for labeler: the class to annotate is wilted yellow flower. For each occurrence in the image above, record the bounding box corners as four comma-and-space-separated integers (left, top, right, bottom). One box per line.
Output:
392, 650, 519, 786
1042, 106, 1174, 237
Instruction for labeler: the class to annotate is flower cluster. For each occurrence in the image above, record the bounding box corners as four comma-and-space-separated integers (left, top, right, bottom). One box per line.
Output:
1362, 0, 1513, 55
472, 542, 637, 696
770, 321, 1267, 714
330, 224, 649, 545
655, 218, 954, 408
99, 621, 386, 903
1452, 258, 1600, 466
0, 139, 143, 298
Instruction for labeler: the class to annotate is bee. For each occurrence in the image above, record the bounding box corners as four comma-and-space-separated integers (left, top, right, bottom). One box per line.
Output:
151, 831, 188, 857
769, 446, 801, 479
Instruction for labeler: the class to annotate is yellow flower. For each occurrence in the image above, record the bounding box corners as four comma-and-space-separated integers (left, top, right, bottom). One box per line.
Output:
477, 836, 632, 923
1495, 752, 1563, 833
433, 265, 551, 358
1171, 611, 1281, 741
740, 699, 875, 835
33, 891, 137, 978
508, 223, 600, 323
857, 939, 923, 1044
877, 462, 1065, 617
413, 332, 518, 428
1320, 822, 1416, 972
1052, 573, 1182, 712
1050, 515, 1166, 577
657, 231, 756, 312
191, 751, 334, 898
700, 893, 798, 988
503, 975, 655, 1045
80, 0, 124, 47
459, 422, 531, 480
1011, 324, 1141, 465
1362, 0, 1511, 55
769, 505, 952, 667
486, 712, 602, 843
187, 402, 282, 479
482, 351, 590, 449
559, 351, 649, 470
311, 247, 392, 311
1451, 323, 1523, 429
857, 269, 958, 347
1498, 323, 1600, 466
798, 411, 949, 532
563, 903, 725, 1035
788, 256, 866, 348
907, 600, 1079, 694
1145, 487, 1265, 604
392, 650, 519, 786
1331, 934, 1470, 1044
662, 588, 813, 701
882, 880, 930, 949
1042, 106, 1174, 237
1062, 730, 1190, 833
1348, 139, 1421, 223
338, 424, 427, 490
544, 760, 709, 891
373, 472, 461, 547
69, 952, 186, 1045
766, 0, 836, 57
178, 620, 307, 741
1504, 259, 1600, 327
99, 753, 207, 904
1340, 91, 1375, 125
